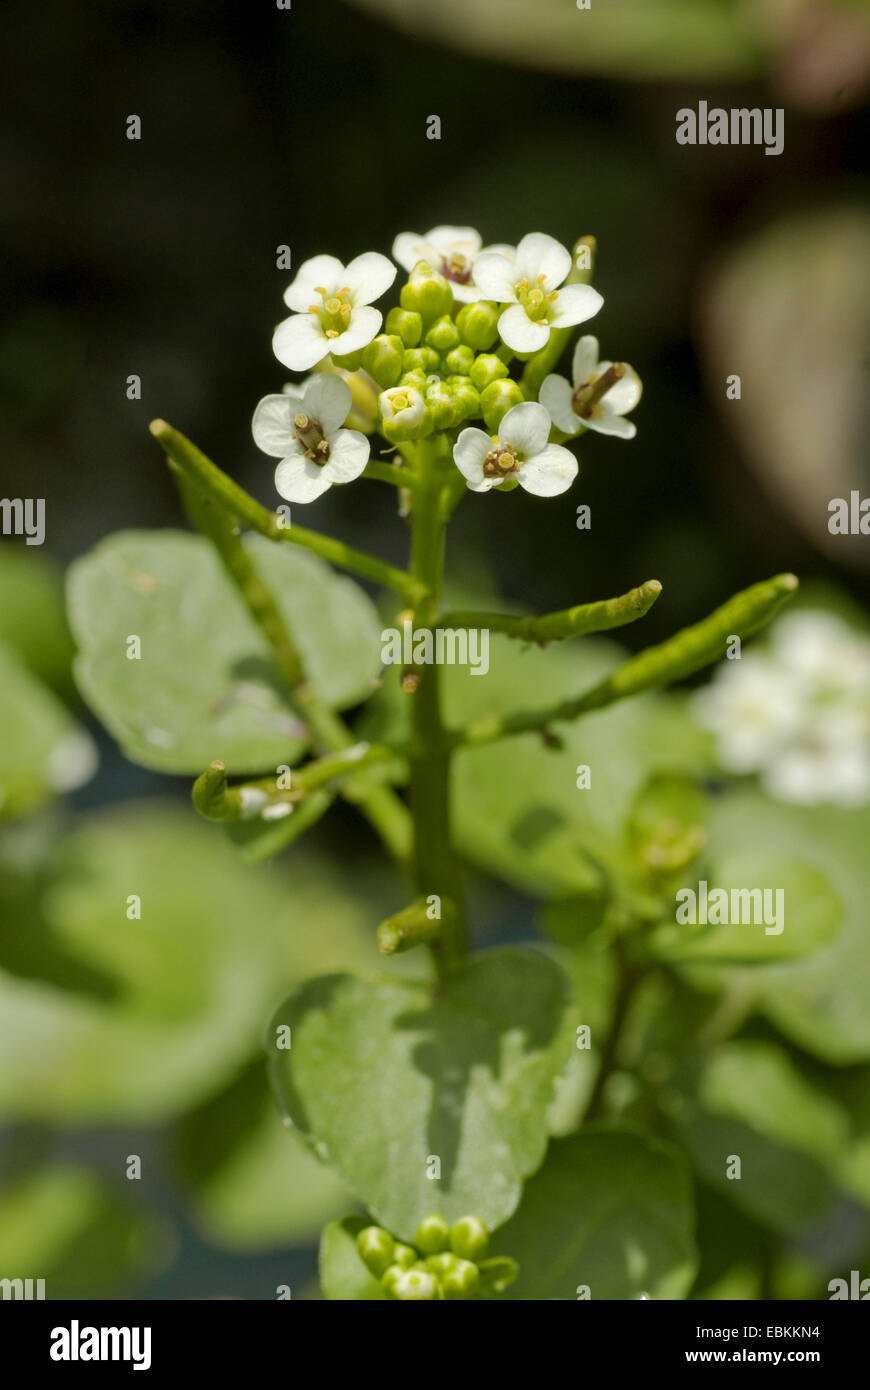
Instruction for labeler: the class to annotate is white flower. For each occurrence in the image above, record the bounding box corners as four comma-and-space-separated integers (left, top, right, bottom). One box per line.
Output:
453, 401, 577, 497
392, 225, 514, 304
540, 335, 642, 439
379, 385, 426, 429
694, 610, 870, 806
472, 232, 603, 354
252, 374, 369, 504
272, 252, 396, 372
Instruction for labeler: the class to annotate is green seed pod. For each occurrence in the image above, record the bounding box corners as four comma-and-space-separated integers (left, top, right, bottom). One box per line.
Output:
449, 1214, 490, 1262
356, 1225, 395, 1278
443, 344, 475, 377
393, 1268, 440, 1301
392, 1242, 418, 1270
402, 346, 441, 375
470, 353, 509, 391
478, 1256, 519, 1295
455, 300, 500, 352
415, 1214, 451, 1255
361, 334, 404, 390
385, 305, 423, 348
441, 1258, 481, 1300
479, 380, 524, 433
400, 261, 454, 324
425, 315, 461, 354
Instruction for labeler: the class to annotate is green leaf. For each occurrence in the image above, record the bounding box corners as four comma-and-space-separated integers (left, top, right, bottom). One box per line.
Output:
0, 544, 75, 693
648, 850, 843, 965
174, 1059, 350, 1251
0, 801, 380, 1121
492, 1128, 697, 1300
267, 948, 575, 1239
67, 529, 382, 774
0, 640, 96, 819
670, 1041, 847, 1234
319, 1215, 390, 1301
0, 1165, 171, 1296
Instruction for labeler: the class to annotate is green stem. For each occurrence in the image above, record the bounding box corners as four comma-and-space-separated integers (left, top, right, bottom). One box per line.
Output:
151, 419, 424, 603
377, 899, 449, 956
448, 573, 798, 750
582, 941, 640, 1124
363, 460, 419, 489
408, 437, 468, 980
441, 579, 661, 643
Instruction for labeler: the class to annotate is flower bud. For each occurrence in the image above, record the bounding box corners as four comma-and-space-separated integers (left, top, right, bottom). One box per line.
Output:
356, 1225, 395, 1278
470, 353, 509, 391
379, 385, 431, 442
361, 334, 404, 390
449, 1214, 489, 1262
392, 1242, 418, 1269
425, 378, 457, 431
400, 261, 454, 323
393, 1268, 440, 1301
443, 345, 475, 377
330, 348, 364, 371
479, 380, 524, 433
402, 346, 440, 376
441, 1258, 480, 1300
385, 305, 423, 348
456, 300, 500, 352
443, 376, 481, 425
478, 1256, 519, 1294
381, 1263, 404, 1297
424, 1252, 460, 1277
425, 315, 461, 354
415, 1214, 451, 1255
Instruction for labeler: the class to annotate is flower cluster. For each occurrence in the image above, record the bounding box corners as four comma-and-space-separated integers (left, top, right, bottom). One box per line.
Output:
252, 226, 641, 504
356, 1213, 518, 1301
694, 609, 870, 806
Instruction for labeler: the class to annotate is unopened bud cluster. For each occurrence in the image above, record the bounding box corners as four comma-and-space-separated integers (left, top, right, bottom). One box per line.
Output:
356, 1213, 518, 1300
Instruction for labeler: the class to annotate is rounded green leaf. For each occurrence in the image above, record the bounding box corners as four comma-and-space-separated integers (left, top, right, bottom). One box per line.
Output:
67, 529, 383, 773
0, 640, 96, 819
0, 544, 75, 693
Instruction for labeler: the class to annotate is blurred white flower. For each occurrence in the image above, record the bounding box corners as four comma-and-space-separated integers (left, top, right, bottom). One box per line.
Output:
252, 374, 369, 504
473, 232, 603, 354
273, 252, 396, 371
694, 610, 870, 806
392, 225, 514, 304
453, 401, 577, 497
540, 335, 642, 439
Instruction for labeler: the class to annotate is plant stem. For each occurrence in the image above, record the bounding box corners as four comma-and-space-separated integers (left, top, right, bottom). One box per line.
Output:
583, 943, 640, 1124
440, 579, 662, 643
408, 436, 468, 980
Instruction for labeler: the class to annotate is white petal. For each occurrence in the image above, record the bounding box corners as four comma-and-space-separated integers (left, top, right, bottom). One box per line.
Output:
514, 232, 571, 289
498, 304, 550, 354
283, 255, 345, 311
571, 335, 600, 386
518, 444, 578, 497
550, 283, 604, 329
499, 401, 551, 457
273, 314, 330, 372
329, 305, 382, 357
450, 282, 484, 304
471, 252, 518, 303
323, 429, 370, 483
392, 232, 433, 272
303, 373, 352, 435
539, 375, 581, 434
427, 225, 482, 256
344, 251, 396, 305
584, 409, 637, 439
603, 363, 642, 414
251, 394, 295, 456
453, 428, 492, 488
274, 455, 334, 503
480, 242, 516, 260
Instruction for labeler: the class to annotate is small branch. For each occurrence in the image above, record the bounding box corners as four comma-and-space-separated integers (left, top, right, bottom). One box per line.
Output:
441, 579, 661, 644
237, 789, 335, 864
377, 899, 452, 956
583, 943, 640, 1124
363, 460, 418, 489
150, 419, 424, 603
448, 573, 798, 750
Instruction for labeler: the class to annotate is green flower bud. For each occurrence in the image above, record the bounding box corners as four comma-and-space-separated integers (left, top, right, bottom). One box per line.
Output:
478, 1256, 519, 1294
424, 1251, 461, 1277
381, 1263, 404, 1297
402, 346, 441, 376
393, 1268, 440, 1301
379, 385, 432, 442
356, 1225, 395, 1278
470, 353, 509, 391
425, 379, 457, 431
455, 300, 500, 352
443, 376, 481, 425
330, 348, 364, 371
385, 306, 423, 348
425, 315, 461, 354
479, 380, 524, 433
400, 261, 454, 324
392, 1242, 418, 1270
443, 344, 475, 377
449, 1215, 489, 1262
361, 335, 404, 390
415, 1214, 451, 1255
441, 1258, 480, 1300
